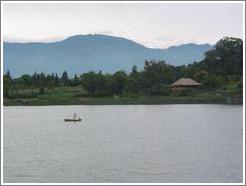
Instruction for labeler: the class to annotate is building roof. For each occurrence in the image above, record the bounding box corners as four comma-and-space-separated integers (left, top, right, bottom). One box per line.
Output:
171, 78, 201, 86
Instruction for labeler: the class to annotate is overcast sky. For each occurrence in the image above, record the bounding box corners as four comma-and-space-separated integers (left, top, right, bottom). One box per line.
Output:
2, 2, 244, 48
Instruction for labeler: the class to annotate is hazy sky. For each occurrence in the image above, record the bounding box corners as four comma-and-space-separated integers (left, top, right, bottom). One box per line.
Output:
2, 2, 244, 48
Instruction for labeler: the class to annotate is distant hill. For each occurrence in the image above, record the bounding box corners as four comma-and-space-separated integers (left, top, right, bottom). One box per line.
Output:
3, 34, 212, 77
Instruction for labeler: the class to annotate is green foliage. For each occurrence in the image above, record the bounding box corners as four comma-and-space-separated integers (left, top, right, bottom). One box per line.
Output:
3, 36, 243, 101
71, 74, 80, 86
201, 74, 226, 88
171, 88, 194, 96
131, 65, 138, 74
193, 70, 208, 82
222, 81, 243, 97
3, 70, 12, 97
21, 74, 32, 82
142, 60, 176, 94
127, 76, 141, 94
113, 71, 128, 95
61, 71, 69, 85
201, 37, 243, 76
159, 84, 171, 96
39, 87, 45, 94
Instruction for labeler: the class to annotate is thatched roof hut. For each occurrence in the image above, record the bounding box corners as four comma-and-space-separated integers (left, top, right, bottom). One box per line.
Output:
172, 78, 201, 86
171, 78, 200, 90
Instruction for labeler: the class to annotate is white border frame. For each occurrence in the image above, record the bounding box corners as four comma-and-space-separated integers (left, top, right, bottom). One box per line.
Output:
1, 1, 245, 185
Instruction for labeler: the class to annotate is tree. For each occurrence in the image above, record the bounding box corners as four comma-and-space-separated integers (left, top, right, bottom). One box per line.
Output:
3, 71, 12, 97
127, 76, 141, 94
46, 74, 54, 90
202, 37, 243, 76
113, 71, 127, 95
54, 73, 59, 86
37, 72, 46, 94
72, 74, 80, 86
193, 70, 208, 82
142, 60, 176, 95
61, 71, 69, 85
21, 74, 32, 87
131, 65, 138, 74
103, 74, 115, 96
5, 70, 12, 80
81, 71, 106, 96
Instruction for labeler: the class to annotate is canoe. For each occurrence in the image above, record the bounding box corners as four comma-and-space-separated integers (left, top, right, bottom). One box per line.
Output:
64, 118, 82, 122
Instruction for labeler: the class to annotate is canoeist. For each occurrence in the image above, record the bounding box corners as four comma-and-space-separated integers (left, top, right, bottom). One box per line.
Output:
64, 113, 82, 122
73, 113, 77, 120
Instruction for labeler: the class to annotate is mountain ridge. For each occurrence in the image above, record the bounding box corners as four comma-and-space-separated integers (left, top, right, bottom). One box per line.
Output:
4, 34, 211, 50
3, 34, 212, 77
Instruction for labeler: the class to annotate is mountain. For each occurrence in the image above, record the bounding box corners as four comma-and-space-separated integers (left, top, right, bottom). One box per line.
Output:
3, 34, 212, 77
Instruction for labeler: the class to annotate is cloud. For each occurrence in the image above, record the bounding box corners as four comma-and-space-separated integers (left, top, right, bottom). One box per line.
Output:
2, 2, 244, 48
97, 30, 114, 35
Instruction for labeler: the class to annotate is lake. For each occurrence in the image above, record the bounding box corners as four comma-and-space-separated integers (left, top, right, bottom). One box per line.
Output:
3, 105, 243, 183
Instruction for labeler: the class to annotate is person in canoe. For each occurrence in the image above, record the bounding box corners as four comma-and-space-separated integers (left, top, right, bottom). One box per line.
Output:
73, 113, 78, 120
64, 113, 81, 122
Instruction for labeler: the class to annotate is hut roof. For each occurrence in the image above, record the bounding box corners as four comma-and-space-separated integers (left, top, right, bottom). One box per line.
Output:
171, 78, 200, 86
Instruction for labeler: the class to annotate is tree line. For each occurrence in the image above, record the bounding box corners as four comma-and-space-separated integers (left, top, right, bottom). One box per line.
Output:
3, 37, 243, 98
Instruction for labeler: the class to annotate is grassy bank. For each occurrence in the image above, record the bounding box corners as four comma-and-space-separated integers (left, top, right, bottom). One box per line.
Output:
3, 86, 240, 106
3, 96, 227, 106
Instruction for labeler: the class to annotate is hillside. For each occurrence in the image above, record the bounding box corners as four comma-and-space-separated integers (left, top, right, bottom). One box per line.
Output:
3, 34, 212, 77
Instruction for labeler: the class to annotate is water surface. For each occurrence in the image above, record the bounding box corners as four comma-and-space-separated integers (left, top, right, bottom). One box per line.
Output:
3, 105, 243, 183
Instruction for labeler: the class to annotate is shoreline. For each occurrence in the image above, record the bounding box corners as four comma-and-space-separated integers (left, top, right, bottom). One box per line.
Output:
3, 96, 242, 106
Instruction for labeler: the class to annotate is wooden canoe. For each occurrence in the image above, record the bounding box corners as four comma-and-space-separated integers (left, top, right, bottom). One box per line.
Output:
64, 118, 82, 122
